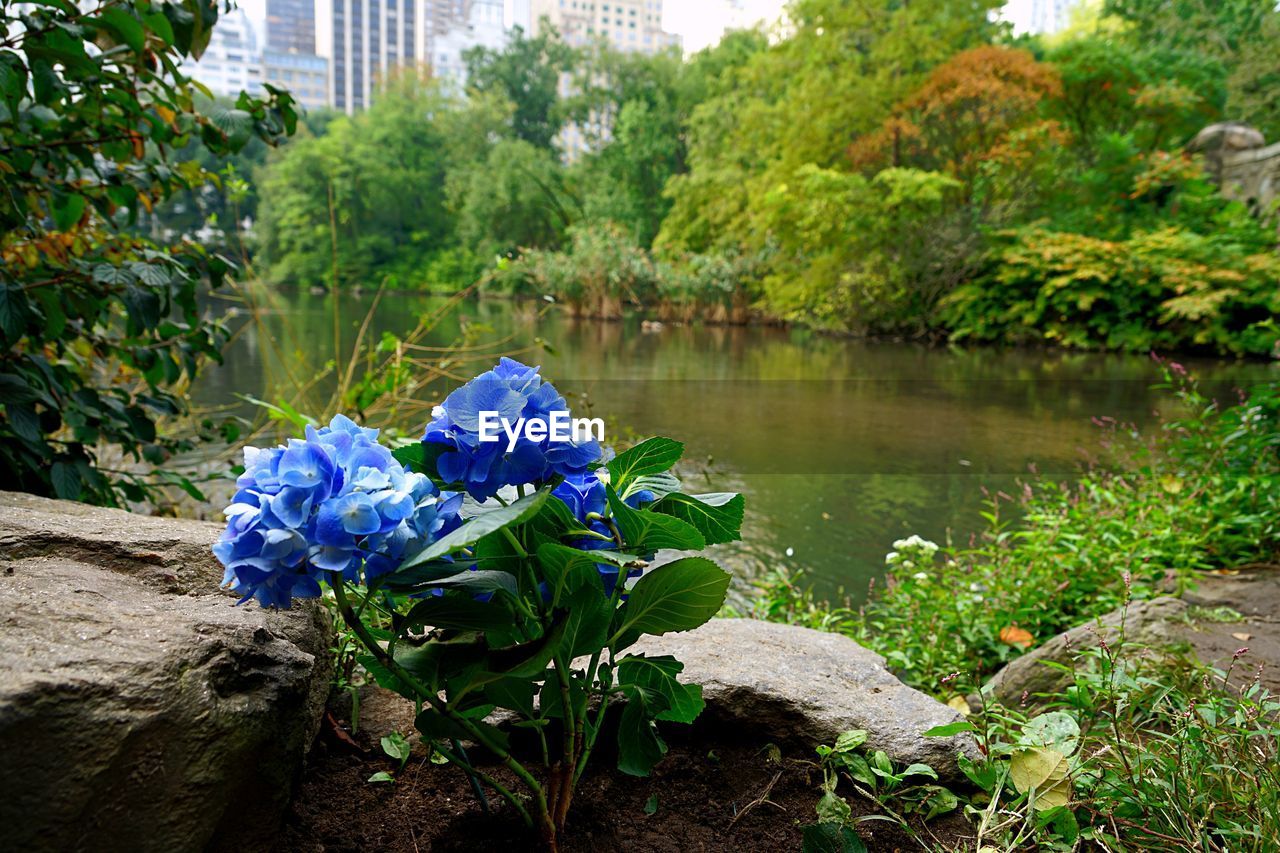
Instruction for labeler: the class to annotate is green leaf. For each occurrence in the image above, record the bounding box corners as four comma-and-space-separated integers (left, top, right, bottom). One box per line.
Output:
144, 11, 176, 46
414, 568, 519, 599
624, 470, 681, 502
616, 655, 704, 723
391, 442, 425, 472
651, 493, 744, 545
606, 486, 705, 552
643, 794, 659, 815
0, 52, 27, 116
51, 461, 81, 500
922, 720, 975, 737
211, 107, 252, 147
401, 594, 514, 633
615, 687, 668, 776
367, 771, 394, 784
535, 542, 611, 605
613, 557, 730, 644
801, 822, 867, 853
1020, 711, 1080, 758
607, 437, 683, 490
96, 8, 146, 53
483, 677, 537, 717
401, 488, 549, 569
562, 583, 614, 658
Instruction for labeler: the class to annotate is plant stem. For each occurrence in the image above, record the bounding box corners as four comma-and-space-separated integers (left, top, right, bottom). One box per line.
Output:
330, 581, 553, 836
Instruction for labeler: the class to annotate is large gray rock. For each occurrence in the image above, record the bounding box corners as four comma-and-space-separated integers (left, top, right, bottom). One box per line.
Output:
0, 491, 332, 853
632, 618, 979, 778
978, 597, 1188, 707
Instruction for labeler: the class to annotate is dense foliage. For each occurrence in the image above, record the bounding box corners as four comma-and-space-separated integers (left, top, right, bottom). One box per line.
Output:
0, 0, 296, 505
216, 359, 744, 850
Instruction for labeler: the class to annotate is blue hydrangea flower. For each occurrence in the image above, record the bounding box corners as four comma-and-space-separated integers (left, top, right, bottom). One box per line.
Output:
215, 414, 461, 608
423, 358, 602, 500
551, 469, 654, 596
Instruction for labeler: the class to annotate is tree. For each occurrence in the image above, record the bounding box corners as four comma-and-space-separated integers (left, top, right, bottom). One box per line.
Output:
451, 139, 574, 259
848, 46, 1063, 185
463, 24, 573, 150
0, 0, 295, 504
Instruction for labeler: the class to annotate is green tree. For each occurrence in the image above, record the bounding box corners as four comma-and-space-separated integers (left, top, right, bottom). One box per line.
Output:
451, 139, 574, 259
0, 0, 295, 504
463, 24, 572, 149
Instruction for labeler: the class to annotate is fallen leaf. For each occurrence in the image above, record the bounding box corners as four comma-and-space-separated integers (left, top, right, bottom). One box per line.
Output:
1010, 747, 1071, 811
1000, 625, 1034, 647
1232, 632, 1252, 642
947, 695, 971, 716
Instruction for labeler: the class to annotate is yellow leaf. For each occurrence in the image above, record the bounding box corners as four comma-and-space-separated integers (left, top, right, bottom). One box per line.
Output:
1010, 747, 1071, 811
1160, 475, 1183, 494
1232, 632, 1252, 642
999, 625, 1034, 647
947, 695, 971, 716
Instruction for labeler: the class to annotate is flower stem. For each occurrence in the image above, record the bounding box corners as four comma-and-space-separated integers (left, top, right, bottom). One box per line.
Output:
330, 580, 553, 836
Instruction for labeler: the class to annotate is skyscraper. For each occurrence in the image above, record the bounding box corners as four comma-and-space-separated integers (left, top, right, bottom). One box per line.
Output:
316, 0, 508, 113
266, 0, 317, 53
178, 8, 264, 98
315, 0, 420, 113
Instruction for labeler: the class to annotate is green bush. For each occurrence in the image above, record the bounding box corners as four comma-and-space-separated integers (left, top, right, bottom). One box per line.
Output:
945, 223, 1280, 355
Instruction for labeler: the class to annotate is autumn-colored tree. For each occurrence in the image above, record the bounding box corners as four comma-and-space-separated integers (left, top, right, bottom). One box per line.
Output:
848, 46, 1064, 186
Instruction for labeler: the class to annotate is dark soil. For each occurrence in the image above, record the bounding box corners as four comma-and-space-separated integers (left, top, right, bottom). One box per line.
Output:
278, 690, 973, 852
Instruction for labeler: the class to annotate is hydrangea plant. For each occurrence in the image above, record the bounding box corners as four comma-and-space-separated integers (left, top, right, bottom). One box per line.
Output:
215, 359, 743, 850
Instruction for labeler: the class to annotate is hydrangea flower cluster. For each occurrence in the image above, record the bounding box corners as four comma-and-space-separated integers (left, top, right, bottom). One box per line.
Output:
214, 414, 462, 608
423, 358, 601, 500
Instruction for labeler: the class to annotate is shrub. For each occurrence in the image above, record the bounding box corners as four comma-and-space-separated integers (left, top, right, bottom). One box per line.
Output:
945, 224, 1280, 355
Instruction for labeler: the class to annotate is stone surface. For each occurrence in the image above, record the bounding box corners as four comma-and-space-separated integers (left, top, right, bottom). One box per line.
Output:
1189, 121, 1267, 153
631, 618, 979, 778
0, 491, 332, 853
978, 597, 1189, 707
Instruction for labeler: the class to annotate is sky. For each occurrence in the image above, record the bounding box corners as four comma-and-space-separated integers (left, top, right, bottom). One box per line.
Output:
238, 0, 1042, 55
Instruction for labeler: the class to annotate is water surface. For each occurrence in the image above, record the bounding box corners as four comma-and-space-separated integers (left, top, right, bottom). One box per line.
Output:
193, 288, 1274, 600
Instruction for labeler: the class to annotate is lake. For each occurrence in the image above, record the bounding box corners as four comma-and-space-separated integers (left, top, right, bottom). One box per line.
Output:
192, 286, 1275, 601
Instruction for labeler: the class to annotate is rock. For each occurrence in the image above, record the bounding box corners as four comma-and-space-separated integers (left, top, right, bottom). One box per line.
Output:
1189, 122, 1266, 153
0, 491, 332, 853
632, 618, 979, 778
978, 597, 1188, 707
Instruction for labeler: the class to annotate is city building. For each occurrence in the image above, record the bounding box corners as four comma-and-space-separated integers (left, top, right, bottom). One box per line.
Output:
316, 0, 508, 113
1025, 0, 1075, 34
178, 8, 263, 98
266, 0, 317, 53
431, 0, 506, 89
530, 0, 678, 53
315, 0, 419, 113
262, 50, 330, 110
530, 0, 679, 157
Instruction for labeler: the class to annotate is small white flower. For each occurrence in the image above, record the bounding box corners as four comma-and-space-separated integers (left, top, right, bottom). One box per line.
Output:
785, 547, 795, 557
913, 572, 929, 581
